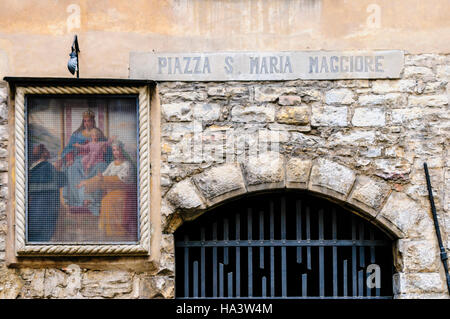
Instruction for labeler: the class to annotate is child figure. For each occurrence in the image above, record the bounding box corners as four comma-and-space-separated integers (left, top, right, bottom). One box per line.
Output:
73, 128, 116, 175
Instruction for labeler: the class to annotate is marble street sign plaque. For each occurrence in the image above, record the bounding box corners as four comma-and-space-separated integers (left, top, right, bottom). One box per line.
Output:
129, 50, 404, 81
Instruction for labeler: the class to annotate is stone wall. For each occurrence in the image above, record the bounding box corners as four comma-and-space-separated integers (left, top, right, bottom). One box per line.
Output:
159, 53, 450, 299
0, 53, 449, 298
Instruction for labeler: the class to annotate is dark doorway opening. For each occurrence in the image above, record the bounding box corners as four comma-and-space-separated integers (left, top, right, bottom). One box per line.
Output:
175, 191, 394, 299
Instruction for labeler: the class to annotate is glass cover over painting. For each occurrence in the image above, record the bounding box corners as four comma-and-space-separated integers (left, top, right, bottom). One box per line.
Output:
26, 96, 139, 244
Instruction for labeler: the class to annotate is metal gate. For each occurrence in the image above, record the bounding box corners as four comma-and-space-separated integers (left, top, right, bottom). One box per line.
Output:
175, 191, 393, 299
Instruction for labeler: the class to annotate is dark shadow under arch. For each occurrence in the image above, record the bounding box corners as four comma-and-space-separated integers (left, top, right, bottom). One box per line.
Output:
175, 190, 394, 299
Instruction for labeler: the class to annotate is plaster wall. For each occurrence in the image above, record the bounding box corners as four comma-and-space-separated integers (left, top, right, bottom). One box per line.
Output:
0, 0, 449, 79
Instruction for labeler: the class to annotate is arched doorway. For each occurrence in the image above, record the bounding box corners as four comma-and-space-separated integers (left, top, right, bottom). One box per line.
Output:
175, 191, 393, 299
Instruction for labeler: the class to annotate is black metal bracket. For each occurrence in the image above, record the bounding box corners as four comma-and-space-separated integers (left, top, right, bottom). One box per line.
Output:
74, 35, 80, 78
68, 35, 80, 78
424, 162, 450, 295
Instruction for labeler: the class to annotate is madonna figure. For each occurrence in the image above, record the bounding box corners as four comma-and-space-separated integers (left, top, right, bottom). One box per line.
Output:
57, 110, 112, 215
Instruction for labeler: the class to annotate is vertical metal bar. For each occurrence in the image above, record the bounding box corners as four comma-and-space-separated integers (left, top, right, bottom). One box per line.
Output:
306, 206, 311, 270
219, 263, 224, 298
352, 216, 357, 297
248, 208, 253, 297
193, 261, 199, 298
359, 223, 366, 297
228, 272, 233, 298
235, 212, 241, 298
270, 201, 275, 297
370, 229, 376, 263
259, 210, 264, 269
224, 218, 229, 265
302, 274, 307, 297
281, 196, 287, 297
262, 276, 267, 298
376, 268, 381, 298
184, 235, 189, 298
212, 222, 218, 298
201, 227, 206, 298
296, 200, 302, 264
368, 229, 375, 297
358, 270, 364, 297
332, 208, 338, 297
319, 209, 325, 297
343, 259, 348, 297
359, 222, 365, 268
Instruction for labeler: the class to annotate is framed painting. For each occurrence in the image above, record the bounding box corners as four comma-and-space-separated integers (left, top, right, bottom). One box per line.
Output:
13, 85, 150, 256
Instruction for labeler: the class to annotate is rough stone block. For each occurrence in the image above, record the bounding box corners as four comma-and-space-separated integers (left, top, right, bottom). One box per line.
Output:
0, 87, 6, 104
348, 175, 391, 216
162, 102, 193, 122
81, 270, 135, 298
160, 199, 183, 234
408, 95, 448, 107
165, 179, 205, 212
328, 130, 376, 147
162, 122, 200, 142
393, 273, 445, 295
362, 147, 382, 158
244, 152, 285, 191
286, 158, 312, 189
311, 104, 348, 127
268, 123, 311, 133
140, 276, 174, 299
377, 192, 434, 239
20, 269, 45, 298
405, 54, 443, 68
309, 159, 356, 200
395, 293, 449, 299
162, 91, 207, 101
276, 106, 310, 125
325, 89, 355, 105
159, 235, 175, 275
397, 240, 439, 272
299, 88, 322, 102
256, 128, 290, 143
374, 158, 411, 181
278, 95, 301, 106
207, 87, 227, 97
371, 80, 416, 93
0, 266, 23, 299
254, 86, 296, 102
193, 163, 247, 205
231, 105, 275, 123
436, 65, 450, 79
0, 103, 7, 121
352, 108, 386, 127
358, 93, 406, 107
43, 266, 82, 298
391, 107, 423, 125
193, 103, 221, 122
289, 132, 324, 151
403, 66, 434, 79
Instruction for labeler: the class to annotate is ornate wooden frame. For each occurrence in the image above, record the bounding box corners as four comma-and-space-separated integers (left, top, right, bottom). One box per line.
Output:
14, 85, 150, 256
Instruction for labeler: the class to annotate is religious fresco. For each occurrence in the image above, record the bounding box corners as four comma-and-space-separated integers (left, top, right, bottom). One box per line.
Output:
26, 96, 139, 243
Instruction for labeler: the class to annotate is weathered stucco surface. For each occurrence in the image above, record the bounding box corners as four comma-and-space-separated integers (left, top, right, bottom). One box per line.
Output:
0, 0, 450, 79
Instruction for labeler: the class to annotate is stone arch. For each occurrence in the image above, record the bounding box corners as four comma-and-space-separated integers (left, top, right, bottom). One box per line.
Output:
161, 154, 433, 241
